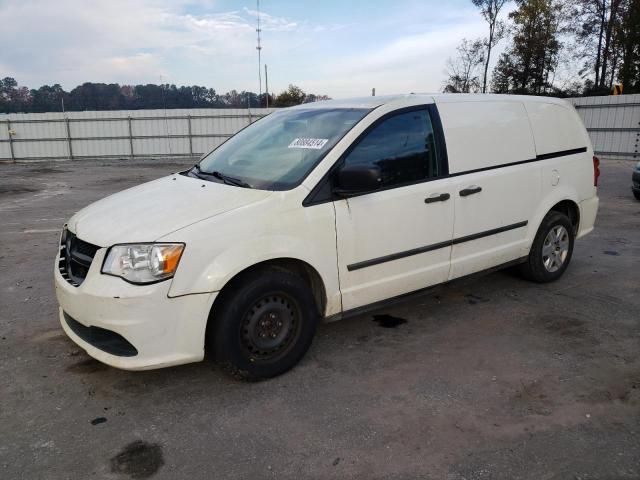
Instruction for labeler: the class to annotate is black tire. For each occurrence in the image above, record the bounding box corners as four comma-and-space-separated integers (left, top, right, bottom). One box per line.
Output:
519, 211, 575, 283
208, 268, 319, 380
633, 190, 640, 201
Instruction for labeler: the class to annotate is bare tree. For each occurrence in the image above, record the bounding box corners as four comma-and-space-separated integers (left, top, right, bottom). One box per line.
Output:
443, 39, 486, 93
618, 0, 640, 93
571, 0, 625, 92
599, 0, 624, 88
472, 0, 510, 93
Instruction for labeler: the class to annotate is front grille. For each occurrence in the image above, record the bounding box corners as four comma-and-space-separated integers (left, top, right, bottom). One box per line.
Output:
58, 230, 100, 287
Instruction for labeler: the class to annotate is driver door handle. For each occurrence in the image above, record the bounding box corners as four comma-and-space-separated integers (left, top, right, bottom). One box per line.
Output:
424, 193, 450, 204
459, 186, 482, 197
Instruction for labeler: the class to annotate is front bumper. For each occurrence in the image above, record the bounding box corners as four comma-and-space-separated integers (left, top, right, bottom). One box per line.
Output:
55, 248, 217, 370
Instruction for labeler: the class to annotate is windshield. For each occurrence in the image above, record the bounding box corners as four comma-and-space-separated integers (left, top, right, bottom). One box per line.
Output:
198, 107, 371, 190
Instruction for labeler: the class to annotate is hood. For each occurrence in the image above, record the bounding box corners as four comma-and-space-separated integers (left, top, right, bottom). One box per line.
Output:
67, 174, 272, 247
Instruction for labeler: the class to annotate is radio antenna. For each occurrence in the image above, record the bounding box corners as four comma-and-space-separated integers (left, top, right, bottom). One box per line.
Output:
256, 0, 263, 107
265, 64, 269, 108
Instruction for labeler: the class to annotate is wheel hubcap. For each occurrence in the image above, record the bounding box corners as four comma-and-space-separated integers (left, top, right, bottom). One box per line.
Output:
542, 225, 570, 273
241, 294, 299, 360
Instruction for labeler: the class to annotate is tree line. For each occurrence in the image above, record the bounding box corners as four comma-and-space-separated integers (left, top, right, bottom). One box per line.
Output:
0, 80, 329, 114
445, 0, 640, 96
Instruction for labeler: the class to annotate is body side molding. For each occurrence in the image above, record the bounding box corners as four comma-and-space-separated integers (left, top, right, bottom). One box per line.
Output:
347, 221, 528, 271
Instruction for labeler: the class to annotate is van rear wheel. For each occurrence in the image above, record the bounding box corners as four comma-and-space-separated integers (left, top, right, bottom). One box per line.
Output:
209, 268, 318, 380
520, 211, 575, 283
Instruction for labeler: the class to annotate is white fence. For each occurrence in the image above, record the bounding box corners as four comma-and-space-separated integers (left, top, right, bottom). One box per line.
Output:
1, 95, 639, 162
569, 94, 640, 160
0, 108, 276, 162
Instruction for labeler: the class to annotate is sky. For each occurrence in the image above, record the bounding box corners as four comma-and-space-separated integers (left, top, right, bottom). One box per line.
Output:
0, 0, 515, 98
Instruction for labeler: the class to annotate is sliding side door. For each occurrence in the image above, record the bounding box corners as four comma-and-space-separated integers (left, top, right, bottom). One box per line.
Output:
437, 100, 541, 280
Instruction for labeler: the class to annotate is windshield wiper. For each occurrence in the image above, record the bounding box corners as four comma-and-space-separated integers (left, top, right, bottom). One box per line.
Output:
189, 164, 207, 180
190, 164, 251, 188
210, 171, 252, 188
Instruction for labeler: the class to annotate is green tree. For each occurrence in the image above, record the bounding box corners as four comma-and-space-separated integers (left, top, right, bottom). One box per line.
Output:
132, 84, 165, 109
0, 78, 330, 112
274, 84, 306, 107
68, 83, 125, 110
30, 84, 67, 112
0, 77, 32, 112
491, 0, 565, 94
1, 77, 18, 99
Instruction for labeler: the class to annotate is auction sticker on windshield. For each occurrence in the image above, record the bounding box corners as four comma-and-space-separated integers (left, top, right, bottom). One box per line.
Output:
288, 138, 329, 149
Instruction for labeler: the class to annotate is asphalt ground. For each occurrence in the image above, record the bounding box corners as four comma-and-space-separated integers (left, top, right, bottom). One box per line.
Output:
1, 157, 639, 480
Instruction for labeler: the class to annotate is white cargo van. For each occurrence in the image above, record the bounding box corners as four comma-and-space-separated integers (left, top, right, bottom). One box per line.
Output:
55, 94, 600, 379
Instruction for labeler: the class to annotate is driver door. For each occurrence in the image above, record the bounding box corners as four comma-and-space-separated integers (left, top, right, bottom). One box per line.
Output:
333, 107, 455, 311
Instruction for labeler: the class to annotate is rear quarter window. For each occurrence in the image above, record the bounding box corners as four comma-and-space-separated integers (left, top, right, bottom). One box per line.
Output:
436, 101, 536, 173
524, 102, 589, 156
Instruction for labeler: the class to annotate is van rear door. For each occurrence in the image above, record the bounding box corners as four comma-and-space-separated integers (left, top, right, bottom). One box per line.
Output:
437, 100, 541, 280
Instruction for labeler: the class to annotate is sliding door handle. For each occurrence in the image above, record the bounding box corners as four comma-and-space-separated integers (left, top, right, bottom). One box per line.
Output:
424, 193, 450, 204
459, 186, 482, 197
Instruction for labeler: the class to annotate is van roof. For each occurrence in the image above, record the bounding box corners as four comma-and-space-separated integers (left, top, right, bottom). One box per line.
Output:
297, 93, 572, 110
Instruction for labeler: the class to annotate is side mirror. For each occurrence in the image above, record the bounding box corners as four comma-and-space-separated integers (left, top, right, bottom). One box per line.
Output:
334, 164, 382, 197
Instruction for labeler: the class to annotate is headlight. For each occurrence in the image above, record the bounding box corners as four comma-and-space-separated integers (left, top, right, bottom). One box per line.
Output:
102, 243, 184, 284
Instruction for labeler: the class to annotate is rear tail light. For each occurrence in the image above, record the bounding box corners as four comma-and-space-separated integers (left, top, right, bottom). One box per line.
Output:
593, 156, 600, 187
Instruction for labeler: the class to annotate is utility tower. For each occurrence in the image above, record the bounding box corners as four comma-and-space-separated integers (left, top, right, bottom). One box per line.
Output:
256, 0, 263, 107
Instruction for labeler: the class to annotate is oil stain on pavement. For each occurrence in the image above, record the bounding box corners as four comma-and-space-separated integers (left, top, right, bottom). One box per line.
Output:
465, 293, 490, 305
372, 314, 408, 328
110, 441, 165, 479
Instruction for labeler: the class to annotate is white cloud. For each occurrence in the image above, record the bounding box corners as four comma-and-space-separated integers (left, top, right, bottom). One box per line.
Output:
99, 53, 167, 83
0, 0, 514, 98
296, 15, 489, 97
243, 8, 299, 32
0, 0, 299, 89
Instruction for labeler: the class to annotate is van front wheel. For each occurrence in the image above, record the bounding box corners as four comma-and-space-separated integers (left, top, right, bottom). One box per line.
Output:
520, 211, 575, 283
209, 269, 319, 380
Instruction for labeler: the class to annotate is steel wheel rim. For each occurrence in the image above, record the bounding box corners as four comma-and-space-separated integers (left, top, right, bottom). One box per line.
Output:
240, 293, 300, 361
542, 225, 570, 273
